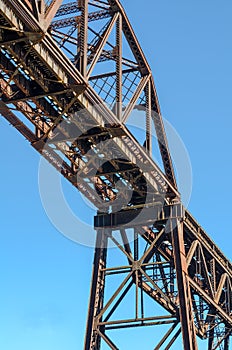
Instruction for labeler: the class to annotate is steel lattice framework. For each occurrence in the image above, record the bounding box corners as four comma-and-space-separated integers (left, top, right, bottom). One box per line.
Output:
0, 1, 231, 349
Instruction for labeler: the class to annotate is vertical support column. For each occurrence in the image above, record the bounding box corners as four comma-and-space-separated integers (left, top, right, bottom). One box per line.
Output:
30, 0, 45, 21
145, 79, 152, 156
84, 229, 108, 350
77, 0, 88, 77
171, 217, 198, 350
224, 334, 230, 350
115, 13, 122, 121
208, 326, 214, 350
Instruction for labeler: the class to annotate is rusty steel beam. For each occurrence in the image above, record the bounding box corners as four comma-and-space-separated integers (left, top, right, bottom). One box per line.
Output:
87, 12, 119, 78
84, 230, 108, 350
171, 219, 198, 350
107, 0, 177, 188
44, 0, 63, 31
51, 9, 111, 29
77, 0, 88, 77
115, 13, 122, 120
55, 1, 80, 17
94, 205, 232, 347
0, 1, 231, 350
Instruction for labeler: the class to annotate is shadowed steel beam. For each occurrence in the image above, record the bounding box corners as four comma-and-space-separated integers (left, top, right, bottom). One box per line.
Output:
2, 86, 85, 103
223, 334, 230, 350
30, 0, 45, 21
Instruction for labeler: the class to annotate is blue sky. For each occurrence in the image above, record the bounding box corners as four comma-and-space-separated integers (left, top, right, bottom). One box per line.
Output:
0, 1, 232, 349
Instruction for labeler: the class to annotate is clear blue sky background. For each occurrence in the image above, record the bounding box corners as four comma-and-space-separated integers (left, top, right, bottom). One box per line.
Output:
0, 1, 232, 349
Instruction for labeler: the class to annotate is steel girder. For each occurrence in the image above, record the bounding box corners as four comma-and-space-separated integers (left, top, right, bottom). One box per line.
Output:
0, 1, 231, 349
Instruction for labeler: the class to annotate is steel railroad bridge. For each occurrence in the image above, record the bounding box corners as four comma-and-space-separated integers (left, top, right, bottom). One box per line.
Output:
0, 1, 231, 349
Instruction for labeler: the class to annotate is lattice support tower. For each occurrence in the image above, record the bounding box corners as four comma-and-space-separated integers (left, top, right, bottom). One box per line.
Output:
0, 1, 231, 349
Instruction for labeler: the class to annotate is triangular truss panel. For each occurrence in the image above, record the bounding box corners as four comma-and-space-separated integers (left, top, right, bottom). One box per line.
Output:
0, 1, 231, 350
47, 0, 177, 187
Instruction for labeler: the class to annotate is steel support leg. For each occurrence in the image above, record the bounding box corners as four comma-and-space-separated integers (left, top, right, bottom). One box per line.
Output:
171, 218, 198, 350
84, 229, 108, 350
145, 79, 152, 156
224, 335, 230, 350
208, 326, 214, 350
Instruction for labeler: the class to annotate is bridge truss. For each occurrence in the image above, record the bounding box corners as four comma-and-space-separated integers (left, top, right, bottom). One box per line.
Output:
0, 1, 231, 349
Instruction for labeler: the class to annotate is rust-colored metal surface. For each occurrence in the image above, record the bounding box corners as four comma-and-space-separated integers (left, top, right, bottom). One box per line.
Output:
0, 1, 231, 349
